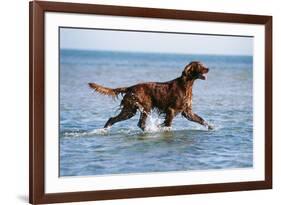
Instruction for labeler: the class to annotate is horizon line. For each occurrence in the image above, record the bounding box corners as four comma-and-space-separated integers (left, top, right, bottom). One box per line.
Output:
60, 48, 253, 57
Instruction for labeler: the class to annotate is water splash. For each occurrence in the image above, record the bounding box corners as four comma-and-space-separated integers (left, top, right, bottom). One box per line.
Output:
89, 128, 110, 135
144, 112, 164, 132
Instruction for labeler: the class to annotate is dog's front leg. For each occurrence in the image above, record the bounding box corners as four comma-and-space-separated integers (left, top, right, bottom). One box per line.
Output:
182, 109, 213, 130
163, 108, 175, 127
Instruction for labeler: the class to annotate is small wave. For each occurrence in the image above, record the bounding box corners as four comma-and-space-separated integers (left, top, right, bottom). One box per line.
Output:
89, 128, 110, 135
62, 128, 110, 138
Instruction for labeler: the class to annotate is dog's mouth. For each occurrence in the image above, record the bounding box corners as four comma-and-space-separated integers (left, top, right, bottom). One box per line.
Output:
198, 73, 207, 80
198, 68, 209, 80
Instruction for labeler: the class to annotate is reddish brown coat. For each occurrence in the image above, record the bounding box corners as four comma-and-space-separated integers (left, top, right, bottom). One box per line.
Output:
89, 61, 212, 130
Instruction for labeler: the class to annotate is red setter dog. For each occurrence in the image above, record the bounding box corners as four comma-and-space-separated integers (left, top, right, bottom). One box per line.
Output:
89, 61, 213, 131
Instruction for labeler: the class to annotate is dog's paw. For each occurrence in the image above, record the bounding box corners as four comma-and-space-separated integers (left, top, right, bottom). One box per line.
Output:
207, 124, 214, 130
161, 126, 172, 132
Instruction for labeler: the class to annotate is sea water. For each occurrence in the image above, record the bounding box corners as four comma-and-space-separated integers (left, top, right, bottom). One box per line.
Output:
59, 49, 253, 176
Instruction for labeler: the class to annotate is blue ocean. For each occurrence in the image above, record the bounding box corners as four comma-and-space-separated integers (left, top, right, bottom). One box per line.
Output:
59, 49, 253, 176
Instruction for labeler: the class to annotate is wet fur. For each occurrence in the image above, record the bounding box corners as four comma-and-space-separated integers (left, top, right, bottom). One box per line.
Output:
89, 61, 213, 131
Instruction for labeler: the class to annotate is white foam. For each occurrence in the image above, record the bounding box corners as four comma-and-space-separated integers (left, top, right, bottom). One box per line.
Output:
63, 131, 88, 137
62, 128, 110, 138
144, 112, 165, 132
89, 128, 110, 135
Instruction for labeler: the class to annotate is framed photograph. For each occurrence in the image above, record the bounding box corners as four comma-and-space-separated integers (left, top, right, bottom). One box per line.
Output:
29, 1, 272, 204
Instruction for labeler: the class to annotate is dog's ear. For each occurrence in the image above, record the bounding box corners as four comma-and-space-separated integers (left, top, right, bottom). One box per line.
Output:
182, 63, 194, 77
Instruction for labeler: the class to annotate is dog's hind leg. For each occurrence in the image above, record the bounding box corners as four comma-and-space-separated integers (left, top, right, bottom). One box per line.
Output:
104, 107, 137, 128
137, 112, 148, 131
135, 102, 151, 131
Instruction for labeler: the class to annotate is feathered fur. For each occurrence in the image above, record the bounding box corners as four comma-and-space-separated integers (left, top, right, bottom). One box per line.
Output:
88, 83, 128, 97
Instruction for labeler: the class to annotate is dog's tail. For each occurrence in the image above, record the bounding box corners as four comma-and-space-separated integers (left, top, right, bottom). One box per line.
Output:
88, 82, 128, 97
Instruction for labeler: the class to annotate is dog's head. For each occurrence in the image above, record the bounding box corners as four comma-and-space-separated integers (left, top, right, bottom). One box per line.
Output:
182, 61, 209, 80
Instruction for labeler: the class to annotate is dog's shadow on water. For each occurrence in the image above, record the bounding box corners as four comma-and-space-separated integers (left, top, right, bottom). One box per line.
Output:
132, 129, 211, 141
137, 130, 179, 139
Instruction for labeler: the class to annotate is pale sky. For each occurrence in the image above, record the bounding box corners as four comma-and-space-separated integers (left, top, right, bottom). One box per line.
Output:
60, 27, 253, 56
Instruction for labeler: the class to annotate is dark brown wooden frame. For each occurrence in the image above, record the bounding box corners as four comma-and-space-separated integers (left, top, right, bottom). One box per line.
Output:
29, 1, 272, 204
